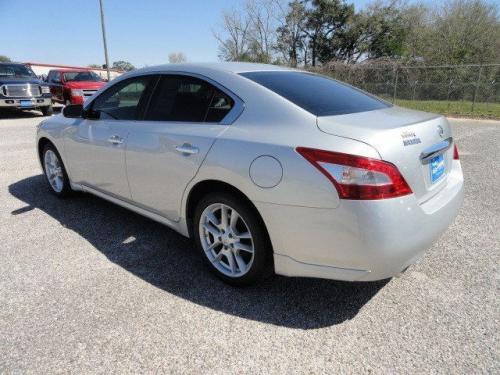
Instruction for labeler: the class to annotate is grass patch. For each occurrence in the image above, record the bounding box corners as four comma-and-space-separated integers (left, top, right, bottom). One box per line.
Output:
393, 99, 500, 120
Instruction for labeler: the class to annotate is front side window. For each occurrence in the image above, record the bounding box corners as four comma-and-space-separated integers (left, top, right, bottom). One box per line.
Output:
144, 75, 234, 123
90, 76, 150, 120
240, 71, 389, 116
49, 71, 60, 82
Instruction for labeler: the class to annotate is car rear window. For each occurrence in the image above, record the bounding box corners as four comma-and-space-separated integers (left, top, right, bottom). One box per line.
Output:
240, 71, 389, 116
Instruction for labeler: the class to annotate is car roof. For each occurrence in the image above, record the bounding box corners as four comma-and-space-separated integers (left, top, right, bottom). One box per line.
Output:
135, 62, 296, 75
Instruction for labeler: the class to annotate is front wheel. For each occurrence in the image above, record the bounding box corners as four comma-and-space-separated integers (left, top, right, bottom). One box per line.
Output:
42, 144, 72, 197
193, 192, 273, 286
41, 105, 53, 116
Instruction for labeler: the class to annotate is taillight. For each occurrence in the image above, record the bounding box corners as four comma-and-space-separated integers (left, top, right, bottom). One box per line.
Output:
296, 147, 412, 200
453, 144, 459, 160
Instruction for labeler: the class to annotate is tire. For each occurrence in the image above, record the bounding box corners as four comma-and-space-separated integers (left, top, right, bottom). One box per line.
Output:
41, 105, 53, 116
0, 108, 12, 118
41, 144, 72, 197
193, 192, 273, 286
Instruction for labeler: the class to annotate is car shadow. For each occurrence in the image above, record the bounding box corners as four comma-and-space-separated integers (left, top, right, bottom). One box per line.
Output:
0, 106, 63, 120
0, 109, 44, 119
9, 175, 388, 329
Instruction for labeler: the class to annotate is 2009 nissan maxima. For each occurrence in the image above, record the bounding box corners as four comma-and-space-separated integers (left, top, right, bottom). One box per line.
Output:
36, 63, 464, 285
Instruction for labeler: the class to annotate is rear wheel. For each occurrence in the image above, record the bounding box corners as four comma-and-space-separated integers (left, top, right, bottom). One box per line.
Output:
193, 192, 273, 286
42, 144, 72, 197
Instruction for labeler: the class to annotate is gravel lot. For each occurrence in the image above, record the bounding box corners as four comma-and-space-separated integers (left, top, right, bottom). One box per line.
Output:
0, 111, 498, 374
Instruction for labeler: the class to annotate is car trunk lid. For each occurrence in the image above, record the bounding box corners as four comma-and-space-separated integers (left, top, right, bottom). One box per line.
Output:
316, 106, 454, 202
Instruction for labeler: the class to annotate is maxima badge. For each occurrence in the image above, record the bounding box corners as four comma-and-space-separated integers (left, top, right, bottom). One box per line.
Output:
401, 130, 421, 146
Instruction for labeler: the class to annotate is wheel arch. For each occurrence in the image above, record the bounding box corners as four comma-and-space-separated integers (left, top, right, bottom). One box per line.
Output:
184, 179, 272, 248
63, 88, 71, 102
37, 137, 70, 178
38, 137, 56, 165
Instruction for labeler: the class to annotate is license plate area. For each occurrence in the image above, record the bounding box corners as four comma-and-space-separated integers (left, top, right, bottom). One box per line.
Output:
20, 100, 34, 107
429, 154, 445, 183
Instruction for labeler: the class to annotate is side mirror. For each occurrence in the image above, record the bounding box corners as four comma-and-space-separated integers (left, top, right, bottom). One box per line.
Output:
63, 104, 83, 118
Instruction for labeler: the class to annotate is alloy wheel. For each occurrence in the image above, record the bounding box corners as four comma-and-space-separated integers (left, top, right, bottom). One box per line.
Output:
44, 149, 64, 193
199, 203, 255, 277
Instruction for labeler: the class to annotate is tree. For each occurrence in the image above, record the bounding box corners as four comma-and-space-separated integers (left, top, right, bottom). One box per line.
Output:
87, 64, 102, 68
215, 0, 500, 67
245, 0, 280, 63
303, 0, 355, 66
214, 8, 252, 61
355, 0, 408, 60
396, 0, 500, 65
168, 52, 187, 63
0, 55, 11, 62
213, 0, 281, 63
276, 0, 308, 66
111, 60, 135, 71
399, 3, 431, 61
427, 0, 500, 64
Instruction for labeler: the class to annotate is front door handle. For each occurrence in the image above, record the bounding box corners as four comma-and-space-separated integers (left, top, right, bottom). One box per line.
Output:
175, 143, 199, 155
107, 135, 124, 145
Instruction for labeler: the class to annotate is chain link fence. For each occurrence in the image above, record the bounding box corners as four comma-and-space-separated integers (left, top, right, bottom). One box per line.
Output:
314, 62, 500, 117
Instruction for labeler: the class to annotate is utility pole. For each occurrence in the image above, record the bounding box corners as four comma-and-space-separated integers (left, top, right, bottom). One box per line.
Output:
392, 66, 399, 104
472, 65, 483, 114
99, 0, 111, 81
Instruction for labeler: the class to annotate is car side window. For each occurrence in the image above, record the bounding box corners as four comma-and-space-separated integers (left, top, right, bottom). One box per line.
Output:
48, 71, 57, 82
90, 76, 151, 120
205, 89, 234, 123
144, 75, 234, 123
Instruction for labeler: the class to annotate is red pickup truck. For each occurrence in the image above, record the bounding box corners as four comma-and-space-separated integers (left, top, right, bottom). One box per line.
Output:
46, 69, 107, 105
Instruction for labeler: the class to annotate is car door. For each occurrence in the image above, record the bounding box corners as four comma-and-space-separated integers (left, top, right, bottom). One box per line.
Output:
125, 74, 238, 221
49, 71, 64, 102
64, 75, 153, 200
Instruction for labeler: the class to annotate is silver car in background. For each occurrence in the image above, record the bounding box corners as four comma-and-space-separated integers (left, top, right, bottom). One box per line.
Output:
36, 63, 464, 285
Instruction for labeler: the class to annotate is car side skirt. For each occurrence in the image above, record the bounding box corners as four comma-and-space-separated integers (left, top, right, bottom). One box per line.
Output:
72, 183, 190, 237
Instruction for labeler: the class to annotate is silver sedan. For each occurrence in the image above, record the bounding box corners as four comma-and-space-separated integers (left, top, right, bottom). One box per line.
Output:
36, 63, 464, 285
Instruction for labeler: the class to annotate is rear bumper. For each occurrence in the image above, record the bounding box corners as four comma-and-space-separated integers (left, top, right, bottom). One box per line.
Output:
0, 97, 51, 108
256, 161, 464, 281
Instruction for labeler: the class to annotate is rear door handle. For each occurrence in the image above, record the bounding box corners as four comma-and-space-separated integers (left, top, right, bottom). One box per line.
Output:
107, 135, 124, 145
175, 143, 199, 155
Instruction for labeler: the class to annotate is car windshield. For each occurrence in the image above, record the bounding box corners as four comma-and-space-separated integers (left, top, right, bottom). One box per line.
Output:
63, 71, 103, 82
240, 71, 390, 116
0, 64, 36, 78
